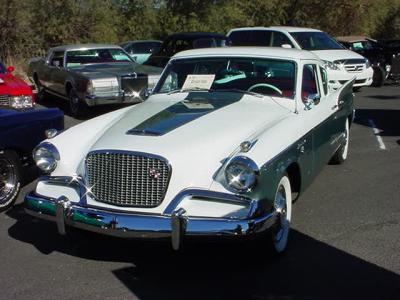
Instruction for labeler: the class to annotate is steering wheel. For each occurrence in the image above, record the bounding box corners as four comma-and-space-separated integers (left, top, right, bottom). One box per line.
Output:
247, 83, 283, 96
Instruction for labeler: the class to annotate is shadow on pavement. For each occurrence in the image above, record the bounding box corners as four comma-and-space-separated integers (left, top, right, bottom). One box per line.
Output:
366, 94, 399, 100
6, 203, 400, 300
355, 108, 400, 137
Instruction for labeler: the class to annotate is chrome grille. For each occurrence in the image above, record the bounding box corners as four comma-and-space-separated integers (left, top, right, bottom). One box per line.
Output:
0, 95, 10, 106
86, 151, 170, 208
344, 65, 364, 73
335, 59, 366, 73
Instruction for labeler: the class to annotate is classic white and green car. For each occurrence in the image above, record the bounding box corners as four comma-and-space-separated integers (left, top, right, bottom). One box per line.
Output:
25, 47, 354, 253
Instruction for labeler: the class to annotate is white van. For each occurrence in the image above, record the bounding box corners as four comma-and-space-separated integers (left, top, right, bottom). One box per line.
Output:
228, 26, 374, 90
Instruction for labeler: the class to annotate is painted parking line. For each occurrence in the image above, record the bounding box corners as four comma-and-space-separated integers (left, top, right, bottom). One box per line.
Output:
368, 119, 386, 150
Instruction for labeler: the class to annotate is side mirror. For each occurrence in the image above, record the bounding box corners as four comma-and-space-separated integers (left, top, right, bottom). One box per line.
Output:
7, 66, 15, 73
281, 44, 293, 49
308, 93, 321, 104
140, 87, 152, 100
304, 93, 321, 110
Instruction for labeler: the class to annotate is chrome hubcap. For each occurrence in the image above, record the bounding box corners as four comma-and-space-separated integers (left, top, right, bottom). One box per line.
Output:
70, 94, 79, 112
0, 158, 17, 203
274, 186, 288, 243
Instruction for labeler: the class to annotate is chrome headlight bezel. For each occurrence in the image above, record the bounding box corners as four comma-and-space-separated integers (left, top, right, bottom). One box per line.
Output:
10, 95, 33, 109
224, 156, 259, 193
33, 142, 60, 173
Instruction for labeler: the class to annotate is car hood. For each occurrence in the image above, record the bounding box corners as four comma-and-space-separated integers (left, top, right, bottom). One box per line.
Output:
312, 49, 365, 62
51, 92, 292, 212
71, 62, 162, 79
0, 73, 32, 96
89, 93, 290, 162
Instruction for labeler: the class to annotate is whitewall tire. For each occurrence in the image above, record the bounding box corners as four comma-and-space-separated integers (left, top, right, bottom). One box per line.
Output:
270, 175, 292, 254
331, 118, 349, 164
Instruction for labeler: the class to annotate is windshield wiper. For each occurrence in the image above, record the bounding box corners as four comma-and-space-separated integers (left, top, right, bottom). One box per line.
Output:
167, 87, 263, 98
167, 87, 210, 95
211, 88, 264, 98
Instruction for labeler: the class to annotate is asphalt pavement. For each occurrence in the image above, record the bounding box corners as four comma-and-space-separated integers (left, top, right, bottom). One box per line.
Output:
0, 85, 399, 300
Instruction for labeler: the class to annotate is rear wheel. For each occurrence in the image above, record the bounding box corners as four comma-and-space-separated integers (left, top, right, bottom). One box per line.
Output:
0, 151, 22, 212
372, 65, 386, 87
331, 118, 349, 164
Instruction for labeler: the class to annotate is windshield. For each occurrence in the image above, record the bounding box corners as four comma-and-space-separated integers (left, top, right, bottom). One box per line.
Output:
290, 32, 344, 50
66, 48, 132, 67
153, 57, 296, 98
123, 42, 162, 54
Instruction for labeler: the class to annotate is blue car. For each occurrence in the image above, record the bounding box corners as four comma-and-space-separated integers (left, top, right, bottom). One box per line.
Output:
0, 107, 64, 211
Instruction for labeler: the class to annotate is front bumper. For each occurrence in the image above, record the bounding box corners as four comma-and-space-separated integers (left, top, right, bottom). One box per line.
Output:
328, 67, 374, 89
84, 91, 142, 106
25, 191, 277, 250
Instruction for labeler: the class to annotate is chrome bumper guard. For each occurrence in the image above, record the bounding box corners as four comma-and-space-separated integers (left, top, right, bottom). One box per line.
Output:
25, 188, 277, 250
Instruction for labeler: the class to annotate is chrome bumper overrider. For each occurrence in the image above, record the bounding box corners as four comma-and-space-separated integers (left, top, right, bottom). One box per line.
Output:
25, 188, 278, 250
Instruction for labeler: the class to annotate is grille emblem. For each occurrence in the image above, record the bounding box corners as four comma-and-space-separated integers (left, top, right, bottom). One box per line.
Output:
149, 168, 161, 179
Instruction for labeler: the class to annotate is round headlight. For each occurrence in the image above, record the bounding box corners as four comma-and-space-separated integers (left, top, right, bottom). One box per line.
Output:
33, 142, 60, 173
224, 156, 259, 192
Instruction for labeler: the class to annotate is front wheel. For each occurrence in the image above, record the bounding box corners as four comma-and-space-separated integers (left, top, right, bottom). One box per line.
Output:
267, 175, 292, 254
34, 76, 47, 103
0, 150, 22, 212
331, 118, 349, 164
69, 89, 88, 119
372, 66, 386, 87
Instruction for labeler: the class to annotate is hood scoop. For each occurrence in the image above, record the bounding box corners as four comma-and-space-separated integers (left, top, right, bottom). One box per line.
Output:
126, 128, 163, 136
126, 93, 243, 136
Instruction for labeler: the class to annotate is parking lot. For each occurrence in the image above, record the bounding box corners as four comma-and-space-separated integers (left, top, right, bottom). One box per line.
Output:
0, 85, 399, 300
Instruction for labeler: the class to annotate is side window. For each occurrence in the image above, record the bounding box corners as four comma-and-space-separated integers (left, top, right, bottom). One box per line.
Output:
159, 71, 178, 93
301, 64, 319, 102
319, 66, 328, 95
50, 51, 64, 67
229, 30, 272, 46
272, 32, 294, 47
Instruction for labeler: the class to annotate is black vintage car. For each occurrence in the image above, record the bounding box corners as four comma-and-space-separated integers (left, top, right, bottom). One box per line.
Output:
336, 36, 393, 87
0, 107, 64, 211
377, 39, 400, 57
143, 32, 231, 68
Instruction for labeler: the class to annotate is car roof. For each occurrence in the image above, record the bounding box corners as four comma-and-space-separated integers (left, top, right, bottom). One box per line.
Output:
336, 36, 370, 43
229, 26, 322, 33
122, 40, 162, 44
166, 32, 229, 40
50, 44, 122, 52
172, 46, 320, 60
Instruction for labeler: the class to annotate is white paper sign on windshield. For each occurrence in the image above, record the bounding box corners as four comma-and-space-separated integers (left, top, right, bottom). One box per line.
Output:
181, 74, 215, 91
